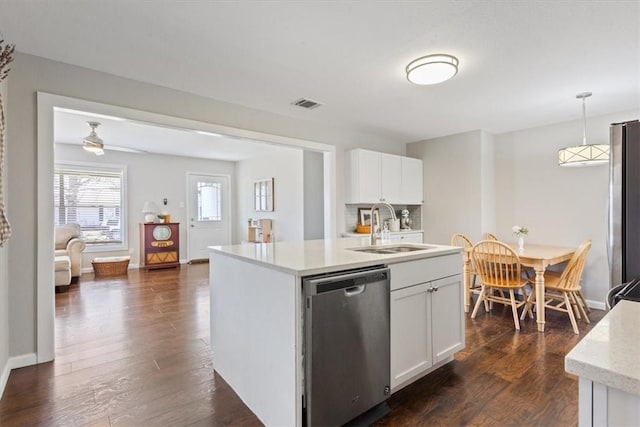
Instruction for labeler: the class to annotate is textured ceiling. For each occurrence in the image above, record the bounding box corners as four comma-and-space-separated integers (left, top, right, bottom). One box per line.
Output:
1, 1, 639, 144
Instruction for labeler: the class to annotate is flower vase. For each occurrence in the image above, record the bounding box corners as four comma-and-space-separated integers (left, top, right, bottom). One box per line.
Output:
518, 236, 525, 251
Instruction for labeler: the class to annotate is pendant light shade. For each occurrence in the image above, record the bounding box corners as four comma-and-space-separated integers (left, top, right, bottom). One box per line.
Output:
406, 54, 459, 85
558, 92, 609, 167
82, 121, 105, 156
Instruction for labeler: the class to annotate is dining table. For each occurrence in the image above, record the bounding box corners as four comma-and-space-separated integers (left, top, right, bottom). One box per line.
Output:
463, 242, 577, 332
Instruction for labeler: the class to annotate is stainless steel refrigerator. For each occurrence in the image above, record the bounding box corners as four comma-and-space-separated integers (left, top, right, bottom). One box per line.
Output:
608, 119, 640, 287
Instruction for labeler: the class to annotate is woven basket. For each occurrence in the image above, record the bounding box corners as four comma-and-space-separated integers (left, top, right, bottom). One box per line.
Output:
92, 259, 130, 276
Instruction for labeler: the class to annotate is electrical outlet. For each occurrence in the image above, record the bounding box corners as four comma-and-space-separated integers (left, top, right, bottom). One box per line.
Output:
179, 201, 185, 208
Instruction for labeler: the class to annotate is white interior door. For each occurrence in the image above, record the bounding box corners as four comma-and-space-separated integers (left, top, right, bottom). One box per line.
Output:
187, 173, 231, 261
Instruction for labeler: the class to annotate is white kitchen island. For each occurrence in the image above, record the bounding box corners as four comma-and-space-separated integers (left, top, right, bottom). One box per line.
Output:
209, 238, 463, 426
565, 300, 640, 427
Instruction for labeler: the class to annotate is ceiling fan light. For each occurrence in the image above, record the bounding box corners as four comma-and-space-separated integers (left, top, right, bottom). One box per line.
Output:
406, 54, 459, 85
82, 121, 105, 156
82, 142, 104, 156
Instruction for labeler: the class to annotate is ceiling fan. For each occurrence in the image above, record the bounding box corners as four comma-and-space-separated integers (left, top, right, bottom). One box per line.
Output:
77, 121, 147, 155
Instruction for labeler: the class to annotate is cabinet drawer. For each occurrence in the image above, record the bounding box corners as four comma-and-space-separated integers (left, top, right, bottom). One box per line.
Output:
147, 251, 178, 264
390, 254, 461, 291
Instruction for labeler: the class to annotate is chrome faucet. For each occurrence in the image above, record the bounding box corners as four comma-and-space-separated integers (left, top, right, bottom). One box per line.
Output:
369, 202, 398, 245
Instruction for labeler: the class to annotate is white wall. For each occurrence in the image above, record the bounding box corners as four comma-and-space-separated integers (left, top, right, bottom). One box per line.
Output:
495, 109, 639, 305
235, 149, 304, 243
480, 131, 496, 234
54, 144, 235, 267
0, 79, 9, 397
5, 52, 403, 361
407, 130, 486, 244
303, 151, 325, 240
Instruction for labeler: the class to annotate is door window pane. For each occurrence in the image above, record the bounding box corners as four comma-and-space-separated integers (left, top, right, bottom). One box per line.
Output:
198, 181, 222, 221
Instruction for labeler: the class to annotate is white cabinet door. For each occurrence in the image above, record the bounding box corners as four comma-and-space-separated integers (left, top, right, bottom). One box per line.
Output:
389, 232, 423, 243
390, 283, 432, 389
430, 275, 465, 363
346, 149, 381, 204
381, 153, 402, 204
402, 157, 423, 205
346, 149, 424, 205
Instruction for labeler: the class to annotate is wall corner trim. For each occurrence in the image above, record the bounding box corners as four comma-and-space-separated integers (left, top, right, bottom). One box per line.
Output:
0, 359, 9, 399
586, 299, 606, 311
0, 353, 38, 399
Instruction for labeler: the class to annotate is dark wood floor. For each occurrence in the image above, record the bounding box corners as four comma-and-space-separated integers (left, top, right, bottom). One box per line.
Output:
0, 265, 604, 426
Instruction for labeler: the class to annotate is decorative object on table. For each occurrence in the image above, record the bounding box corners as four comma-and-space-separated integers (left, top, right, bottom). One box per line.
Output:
358, 208, 379, 227
400, 209, 412, 230
512, 225, 529, 251
142, 201, 159, 223
0, 39, 14, 247
157, 211, 171, 223
558, 92, 609, 167
254, 178, 274, 211
82, 121, 105, 156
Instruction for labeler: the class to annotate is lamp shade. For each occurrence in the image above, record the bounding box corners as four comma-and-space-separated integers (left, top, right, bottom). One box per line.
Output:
142, 201, 159, 214
558, 92, 610, 167
558, 144, 610, 167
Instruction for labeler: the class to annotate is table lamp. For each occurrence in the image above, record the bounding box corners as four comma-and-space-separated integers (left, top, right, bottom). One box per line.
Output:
142, 201, 159, 223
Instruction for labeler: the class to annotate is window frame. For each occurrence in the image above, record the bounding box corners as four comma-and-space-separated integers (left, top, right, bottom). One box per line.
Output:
54, 161, 128, 252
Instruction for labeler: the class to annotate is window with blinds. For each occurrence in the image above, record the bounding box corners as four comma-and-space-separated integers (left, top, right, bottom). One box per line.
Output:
54, 164, 126, 246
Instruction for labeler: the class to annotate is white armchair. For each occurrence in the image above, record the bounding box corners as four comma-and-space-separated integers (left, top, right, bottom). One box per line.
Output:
55, 224, 86, 282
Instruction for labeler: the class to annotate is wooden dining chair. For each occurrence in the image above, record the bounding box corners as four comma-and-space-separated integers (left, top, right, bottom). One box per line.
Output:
484, 232, 498, 241
471, 240, 532, 330
523, 240, 591, 334
450, 233, 486, 309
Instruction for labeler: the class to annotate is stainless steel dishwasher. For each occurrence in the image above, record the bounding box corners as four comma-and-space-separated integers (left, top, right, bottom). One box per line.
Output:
303, 265, 390, 426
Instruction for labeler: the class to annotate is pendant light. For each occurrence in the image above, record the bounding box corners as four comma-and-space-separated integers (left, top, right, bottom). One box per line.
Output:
558, 92, 609, 167
82, 121, 105, 156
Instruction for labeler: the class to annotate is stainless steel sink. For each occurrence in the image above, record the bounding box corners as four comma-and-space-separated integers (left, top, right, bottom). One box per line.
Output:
349, 244, 438, 254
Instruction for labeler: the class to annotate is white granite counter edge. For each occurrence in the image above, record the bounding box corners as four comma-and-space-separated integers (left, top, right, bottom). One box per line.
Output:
565, 300, 640, 396
209, 238, 461, 276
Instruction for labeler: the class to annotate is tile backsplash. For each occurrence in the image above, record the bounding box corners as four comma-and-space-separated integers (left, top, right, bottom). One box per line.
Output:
345, 204, 422, 233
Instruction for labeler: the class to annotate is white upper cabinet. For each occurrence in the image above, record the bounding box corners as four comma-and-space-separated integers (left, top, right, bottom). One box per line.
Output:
345, 149, 423, 205
401, 157, 423, 205
381, 153, 403, 204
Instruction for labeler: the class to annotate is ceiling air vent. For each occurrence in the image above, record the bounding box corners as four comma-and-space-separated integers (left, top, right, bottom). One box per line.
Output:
291, 98, 323, 110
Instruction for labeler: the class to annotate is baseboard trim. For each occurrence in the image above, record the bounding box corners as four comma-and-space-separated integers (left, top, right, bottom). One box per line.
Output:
586, 299, 606, 311
0, 359, 9, 399
9, 353, 37, 370
0, 353, 37, 399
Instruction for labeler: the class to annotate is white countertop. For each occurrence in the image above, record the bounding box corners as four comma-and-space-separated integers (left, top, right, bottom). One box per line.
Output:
209, 238, 460, 276
565, 300, 640, 395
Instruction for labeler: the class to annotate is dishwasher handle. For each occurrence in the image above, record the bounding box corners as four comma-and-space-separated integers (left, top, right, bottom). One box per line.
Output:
344, 285, 366, 296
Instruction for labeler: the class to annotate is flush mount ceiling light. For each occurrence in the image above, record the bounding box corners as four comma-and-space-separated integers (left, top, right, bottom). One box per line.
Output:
82, 121, 105, 156
558, 92, 609, 167
406, 54, 459, 85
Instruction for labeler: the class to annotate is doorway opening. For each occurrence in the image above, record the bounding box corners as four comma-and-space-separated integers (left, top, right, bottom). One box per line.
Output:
38, 92, 336, 363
